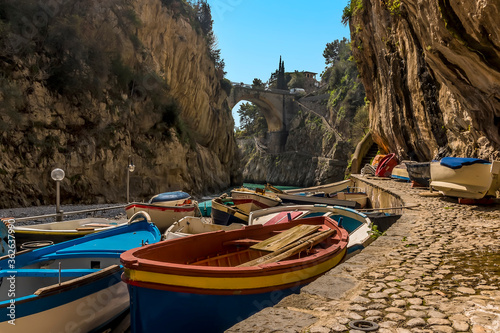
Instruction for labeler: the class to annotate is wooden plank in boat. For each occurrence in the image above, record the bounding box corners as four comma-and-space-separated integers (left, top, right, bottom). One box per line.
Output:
239, 229, 336, 267
250, 224, 320, 252
75, 227, 95, 231
223, 238, 261, 247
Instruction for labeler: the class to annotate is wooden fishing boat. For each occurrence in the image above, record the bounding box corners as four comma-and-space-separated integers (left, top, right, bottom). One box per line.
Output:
275, 179, 352, 195
390, 161, 413, 182
430, 157, 500, 199
0, 212, 161, 332
248, 204, 373, 256
211, 197, 249, 226
165, 204, 372, 256
276, 192, 358, 208
375, 153, 398, 177
406, 162, 431, 187
121, 216, 349, 333
230, 187, 282, 213
125, 191, 200, 232
328, 190, 369, 208
164, 216, 245, 240
1, 216, 127, 249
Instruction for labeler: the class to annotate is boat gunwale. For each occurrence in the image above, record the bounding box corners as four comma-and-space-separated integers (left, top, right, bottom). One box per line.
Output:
122, 248, 347, 295
120, 217, 349, 277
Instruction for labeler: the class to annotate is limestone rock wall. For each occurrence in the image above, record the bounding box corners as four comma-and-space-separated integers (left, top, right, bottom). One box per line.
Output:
0, 0, 240, 208
350, 0, 500, 160
238, 109, 351, 187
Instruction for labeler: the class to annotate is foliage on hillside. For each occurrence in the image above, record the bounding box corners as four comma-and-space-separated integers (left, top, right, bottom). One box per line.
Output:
0, 0, 223, 141
234, 102, 266, 139
321, 37, 368, 144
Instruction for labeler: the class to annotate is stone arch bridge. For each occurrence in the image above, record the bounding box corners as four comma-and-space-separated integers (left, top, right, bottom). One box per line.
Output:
228, 82, 298, 153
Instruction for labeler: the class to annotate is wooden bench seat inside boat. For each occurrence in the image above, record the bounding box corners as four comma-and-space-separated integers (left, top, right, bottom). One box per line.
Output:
190, 248, 267, 267
222, 238, 261, 247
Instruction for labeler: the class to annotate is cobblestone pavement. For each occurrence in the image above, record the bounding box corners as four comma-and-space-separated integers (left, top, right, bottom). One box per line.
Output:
228, 176, 500, 333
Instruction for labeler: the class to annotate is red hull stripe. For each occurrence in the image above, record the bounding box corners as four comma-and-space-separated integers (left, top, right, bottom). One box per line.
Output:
126, 204, 195, 213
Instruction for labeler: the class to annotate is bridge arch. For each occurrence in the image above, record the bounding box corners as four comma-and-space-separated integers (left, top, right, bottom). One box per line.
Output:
228, 83, 297, 153
229, 84, 293, 132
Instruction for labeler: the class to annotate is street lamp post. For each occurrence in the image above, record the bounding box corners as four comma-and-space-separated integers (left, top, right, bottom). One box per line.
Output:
127, 156, 135, 203
51, 168, 65, 222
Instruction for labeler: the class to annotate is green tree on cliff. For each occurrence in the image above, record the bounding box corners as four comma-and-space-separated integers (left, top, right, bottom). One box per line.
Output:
321, 38, 367, 141
235, 102, 267, 138
192, 0, 225, 76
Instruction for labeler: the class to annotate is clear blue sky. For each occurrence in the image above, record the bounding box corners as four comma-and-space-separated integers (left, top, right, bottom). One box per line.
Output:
207, 0, 351, 84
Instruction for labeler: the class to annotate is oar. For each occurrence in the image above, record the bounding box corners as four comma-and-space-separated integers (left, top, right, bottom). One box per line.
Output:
237, 228, 336, 267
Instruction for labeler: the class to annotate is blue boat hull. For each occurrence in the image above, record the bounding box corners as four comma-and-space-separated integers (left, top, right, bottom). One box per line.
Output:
128, 284, 299, 333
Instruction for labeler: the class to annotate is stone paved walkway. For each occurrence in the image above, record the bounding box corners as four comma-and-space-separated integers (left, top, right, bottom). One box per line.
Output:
228, 176, 500, 333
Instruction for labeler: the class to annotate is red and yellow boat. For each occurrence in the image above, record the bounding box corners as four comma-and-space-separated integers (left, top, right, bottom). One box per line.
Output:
121, 216, 349, 333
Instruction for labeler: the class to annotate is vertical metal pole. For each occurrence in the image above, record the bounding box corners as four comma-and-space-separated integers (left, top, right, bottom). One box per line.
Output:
127, 169, 130, 203
56, 181, 62, 221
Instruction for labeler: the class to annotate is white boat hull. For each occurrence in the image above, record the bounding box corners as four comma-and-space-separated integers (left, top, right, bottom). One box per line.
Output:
430, 161, 500, 199
0, 282, 128, 332
125, 203, 198, 232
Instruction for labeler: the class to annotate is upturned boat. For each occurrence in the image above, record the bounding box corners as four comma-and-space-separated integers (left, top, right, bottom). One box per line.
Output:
406, 162, 431, 187
125, 191, 200, 232
375, 153, 398, 177
121, 216, 349, 333
230, 187, 282, 213
390, 161, 414, 182
0, 212, 161, 332
430, 157, 500, 199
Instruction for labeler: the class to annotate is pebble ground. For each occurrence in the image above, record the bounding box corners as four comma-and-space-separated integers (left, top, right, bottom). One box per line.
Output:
228, 176, 500, 333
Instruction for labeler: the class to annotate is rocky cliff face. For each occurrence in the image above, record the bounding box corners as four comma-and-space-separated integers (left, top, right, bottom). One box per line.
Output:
350, 0, 500, 160
0, 0, 240, 208
238, 106, 352, 187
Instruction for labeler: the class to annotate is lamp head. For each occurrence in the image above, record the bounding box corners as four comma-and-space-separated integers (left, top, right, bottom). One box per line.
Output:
51, 168, 65, 181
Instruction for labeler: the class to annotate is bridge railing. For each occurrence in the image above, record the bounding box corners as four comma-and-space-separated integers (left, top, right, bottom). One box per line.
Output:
230, 81, 292, 95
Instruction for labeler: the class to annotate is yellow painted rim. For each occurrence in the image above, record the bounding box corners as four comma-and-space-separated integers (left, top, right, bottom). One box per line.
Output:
126, 248, 346, 291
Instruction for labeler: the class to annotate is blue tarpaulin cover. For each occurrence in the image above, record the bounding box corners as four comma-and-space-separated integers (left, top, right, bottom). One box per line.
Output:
440, 157, 490, 169
149, 191, 190, 203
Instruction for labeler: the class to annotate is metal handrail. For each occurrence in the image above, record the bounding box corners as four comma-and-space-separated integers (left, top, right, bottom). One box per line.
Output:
9, 204, 127, 222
